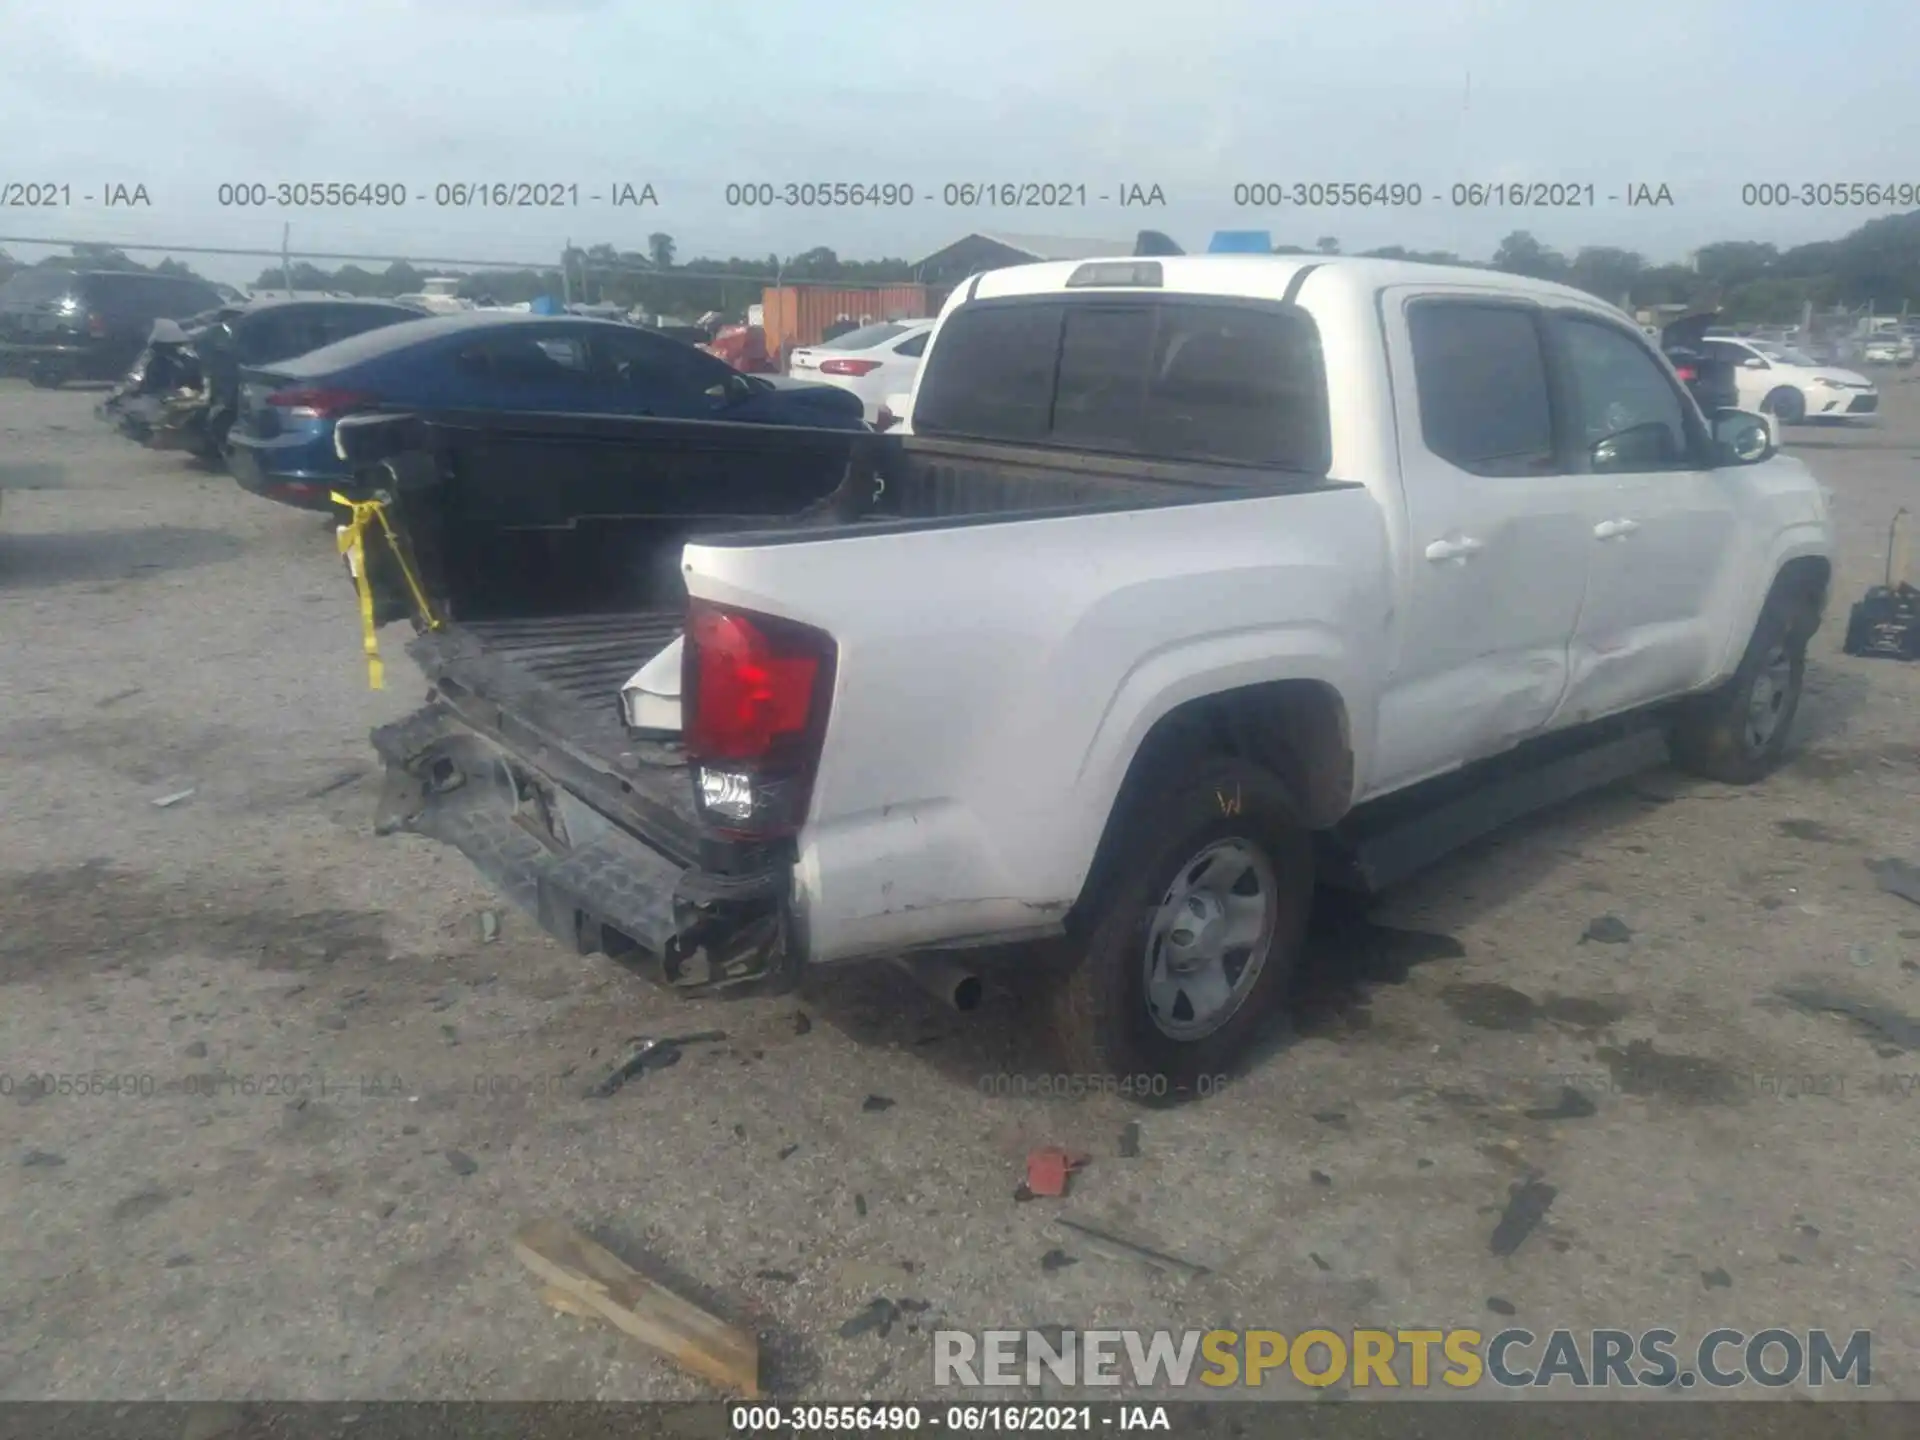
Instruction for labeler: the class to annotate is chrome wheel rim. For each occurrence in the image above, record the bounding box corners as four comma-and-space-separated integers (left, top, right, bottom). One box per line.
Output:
1743, 643, 1794, 753
1141, 839, 1277, 1041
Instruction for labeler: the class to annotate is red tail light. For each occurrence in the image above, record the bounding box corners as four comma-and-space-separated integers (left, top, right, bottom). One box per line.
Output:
86, 312, 107, 337
819, 358, 882, 376
1674, 365, 1697, 382
682, 601, 837, 837
265, 387, 375, 419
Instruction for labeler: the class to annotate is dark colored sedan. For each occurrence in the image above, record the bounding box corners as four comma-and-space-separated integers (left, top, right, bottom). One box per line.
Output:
227, 312, 870, 510
0, 269, 227, 386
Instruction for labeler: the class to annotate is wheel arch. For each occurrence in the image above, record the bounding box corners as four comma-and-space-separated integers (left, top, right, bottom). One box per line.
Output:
1071, 679, 1352, 919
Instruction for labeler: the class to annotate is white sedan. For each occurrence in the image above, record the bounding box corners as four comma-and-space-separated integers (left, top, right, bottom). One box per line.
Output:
1703, 337, 1879, 423
786, 320, 934, 422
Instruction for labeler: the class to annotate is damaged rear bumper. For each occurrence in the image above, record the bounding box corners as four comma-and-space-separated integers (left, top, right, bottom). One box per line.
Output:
369, 703, 799, 996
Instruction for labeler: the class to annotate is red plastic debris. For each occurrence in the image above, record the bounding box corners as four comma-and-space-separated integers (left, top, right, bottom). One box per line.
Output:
1025, 1147, 1087, 1198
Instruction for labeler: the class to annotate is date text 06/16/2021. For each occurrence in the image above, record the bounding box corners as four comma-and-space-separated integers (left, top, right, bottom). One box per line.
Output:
728, 1405, 1170, 1432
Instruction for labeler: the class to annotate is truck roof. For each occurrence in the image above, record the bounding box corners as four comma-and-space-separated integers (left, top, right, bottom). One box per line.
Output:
962, 253, 1625, 317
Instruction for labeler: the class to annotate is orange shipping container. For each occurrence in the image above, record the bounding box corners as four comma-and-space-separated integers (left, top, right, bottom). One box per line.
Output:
762, 284, 931, 363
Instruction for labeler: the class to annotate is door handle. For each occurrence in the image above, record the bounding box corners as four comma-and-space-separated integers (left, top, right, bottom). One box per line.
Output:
1593, 518, 1641, 540
1425, 536, 1485, 562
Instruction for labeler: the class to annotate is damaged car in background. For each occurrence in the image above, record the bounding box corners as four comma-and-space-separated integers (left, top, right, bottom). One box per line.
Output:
100, 297, 424, 461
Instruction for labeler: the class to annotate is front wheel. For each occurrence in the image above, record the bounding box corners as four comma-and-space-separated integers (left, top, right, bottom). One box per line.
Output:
1763, 386, 1806, 424
1669, 600, 1808, 784
1049, 756, 1313, 1102
27, 364, 64, 390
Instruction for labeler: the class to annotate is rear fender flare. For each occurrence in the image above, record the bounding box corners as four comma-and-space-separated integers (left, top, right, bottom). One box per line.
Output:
1063, 625, 1366, 896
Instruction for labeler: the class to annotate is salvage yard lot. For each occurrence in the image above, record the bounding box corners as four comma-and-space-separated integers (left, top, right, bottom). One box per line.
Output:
1, 377, 1918, 1403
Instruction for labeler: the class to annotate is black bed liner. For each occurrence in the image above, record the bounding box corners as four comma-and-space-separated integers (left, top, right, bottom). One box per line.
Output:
404, 608, 700, 857
424, 611, 684, 724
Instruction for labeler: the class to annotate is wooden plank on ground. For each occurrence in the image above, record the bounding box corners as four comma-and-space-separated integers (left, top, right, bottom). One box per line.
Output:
512, 1218, 760, 1397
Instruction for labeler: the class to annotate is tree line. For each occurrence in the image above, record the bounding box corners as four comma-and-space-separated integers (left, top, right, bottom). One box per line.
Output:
6, 211, 1920, 323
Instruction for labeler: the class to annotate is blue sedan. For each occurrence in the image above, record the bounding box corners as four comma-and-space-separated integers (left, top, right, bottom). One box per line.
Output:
226, 312, 869, 511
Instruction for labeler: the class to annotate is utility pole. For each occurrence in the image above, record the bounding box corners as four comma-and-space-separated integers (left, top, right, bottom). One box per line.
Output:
281, 222, 292, 295
560, 240, 573, 306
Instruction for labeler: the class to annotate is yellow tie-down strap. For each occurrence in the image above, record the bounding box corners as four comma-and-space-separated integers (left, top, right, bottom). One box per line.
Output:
331, 492, 442, 690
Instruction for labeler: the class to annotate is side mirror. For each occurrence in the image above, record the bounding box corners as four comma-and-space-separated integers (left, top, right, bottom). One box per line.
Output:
1711, 408, 1774, 465
1742, 356, 1768, 369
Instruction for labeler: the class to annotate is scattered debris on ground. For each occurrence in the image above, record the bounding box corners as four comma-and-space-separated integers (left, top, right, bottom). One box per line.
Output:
445, 1150, 478, 1176
512, 1218, 760, 1396
1053, 1217, 1209, 1281
1581, 915, 1634, 945
150, 788, 195, 809
478, 909, 500, 943
1118, 1122, 1141, 1158
1486, 1296, 1517, 1315
861, 1094, 895, 1113
1524, 1087, 1598, 1121
1702, 1267, 1733, 1289
1489, 1179, 1557, 1257
1025, 1147, 1087, 1198
1869, 857, 1920, 908
1775, 984, 1919, 1050
585, 1032, 728, 1098
303, 766, 366, 800
838, 1298, 900, 1340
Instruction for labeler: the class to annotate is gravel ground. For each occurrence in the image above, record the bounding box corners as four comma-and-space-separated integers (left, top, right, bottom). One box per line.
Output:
1, 377, 1918, 1408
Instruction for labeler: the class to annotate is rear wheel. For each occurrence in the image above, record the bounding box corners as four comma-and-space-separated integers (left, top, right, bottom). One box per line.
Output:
1049, 756, 1313, 1103
27, 364, 63, 390
1669, 598, 1809, 784
1763, 386, 1805, 424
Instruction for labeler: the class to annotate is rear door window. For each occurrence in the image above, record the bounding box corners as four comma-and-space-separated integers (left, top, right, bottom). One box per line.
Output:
1406, 301, 1555, 476
454, 331, 594, 389
315, 306, 407, 347
237, 308, 328, 362
912, 298, 1328, 470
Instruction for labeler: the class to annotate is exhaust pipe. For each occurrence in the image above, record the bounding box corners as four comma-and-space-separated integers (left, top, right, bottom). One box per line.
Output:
891, 954, 984, 1013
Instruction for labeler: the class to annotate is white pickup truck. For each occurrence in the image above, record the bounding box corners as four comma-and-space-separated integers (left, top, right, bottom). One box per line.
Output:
346, 254, 1832, 1100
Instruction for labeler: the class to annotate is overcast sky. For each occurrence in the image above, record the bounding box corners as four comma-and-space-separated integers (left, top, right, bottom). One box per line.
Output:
2, 0, 1914, 283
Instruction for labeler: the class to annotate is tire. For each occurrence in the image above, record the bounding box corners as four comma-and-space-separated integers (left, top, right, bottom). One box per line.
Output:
1049, 755, 1313, 1103
1763, 386, 1805, 424
27, 365, 62, 390
1669, 598, 1809, 784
